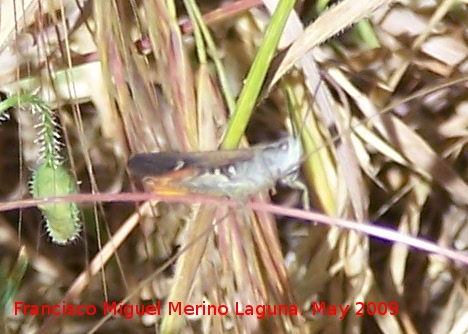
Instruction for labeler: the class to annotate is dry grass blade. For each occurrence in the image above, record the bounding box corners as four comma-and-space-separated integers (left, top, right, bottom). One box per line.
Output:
329, 67, 468, 206
266, 0, 395, 92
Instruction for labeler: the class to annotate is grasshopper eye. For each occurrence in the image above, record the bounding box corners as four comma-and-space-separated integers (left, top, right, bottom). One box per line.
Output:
280, 142, 289, 151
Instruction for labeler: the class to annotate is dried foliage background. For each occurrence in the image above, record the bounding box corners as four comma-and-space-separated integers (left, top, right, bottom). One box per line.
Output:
0, 0, 468, 333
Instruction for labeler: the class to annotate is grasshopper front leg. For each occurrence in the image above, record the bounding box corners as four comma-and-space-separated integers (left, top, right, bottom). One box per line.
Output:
280, 173, 310, 211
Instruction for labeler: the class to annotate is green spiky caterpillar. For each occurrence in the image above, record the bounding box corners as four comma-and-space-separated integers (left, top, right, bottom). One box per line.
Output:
26, 94, 82, 245
30, 162, 81, 244
0, 93, 82, 245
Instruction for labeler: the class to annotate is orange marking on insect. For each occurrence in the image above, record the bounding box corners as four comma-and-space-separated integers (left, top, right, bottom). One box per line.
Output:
142, 168, 201, 195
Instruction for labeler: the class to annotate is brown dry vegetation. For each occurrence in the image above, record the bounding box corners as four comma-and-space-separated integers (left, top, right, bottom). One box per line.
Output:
0, 0, 468, 333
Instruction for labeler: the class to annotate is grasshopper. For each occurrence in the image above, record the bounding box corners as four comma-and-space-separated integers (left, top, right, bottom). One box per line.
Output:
127, 135, 309, 208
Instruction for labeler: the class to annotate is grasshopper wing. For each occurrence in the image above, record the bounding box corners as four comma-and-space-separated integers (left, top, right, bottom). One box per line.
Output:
128, 149, 255, 177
